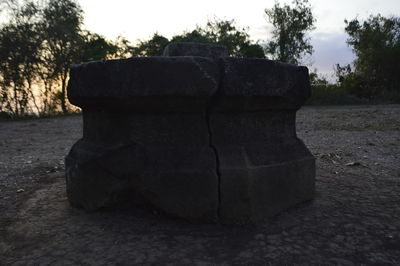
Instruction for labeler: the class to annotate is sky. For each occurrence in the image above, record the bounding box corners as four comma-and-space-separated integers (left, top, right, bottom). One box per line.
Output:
77, 0, 399, 79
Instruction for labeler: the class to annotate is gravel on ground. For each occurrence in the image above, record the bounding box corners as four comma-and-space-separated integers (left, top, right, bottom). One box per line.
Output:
1, 105, 399, 265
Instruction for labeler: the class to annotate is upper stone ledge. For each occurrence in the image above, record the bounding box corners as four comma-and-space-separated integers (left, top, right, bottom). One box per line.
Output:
215, 57, 311, 111
67, 56, 219, 108
67, 43, 312, 111
163, 42, 228, 60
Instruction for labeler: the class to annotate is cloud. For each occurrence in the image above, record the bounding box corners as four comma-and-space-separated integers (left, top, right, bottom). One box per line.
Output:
310, 31, 356, 79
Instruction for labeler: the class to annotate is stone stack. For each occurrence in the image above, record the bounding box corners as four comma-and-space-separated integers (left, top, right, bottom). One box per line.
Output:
65, 42, 315, 223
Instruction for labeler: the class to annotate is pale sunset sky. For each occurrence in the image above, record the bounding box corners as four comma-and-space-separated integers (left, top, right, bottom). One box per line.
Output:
11, 0, 400, 79
78, 0, 399, 79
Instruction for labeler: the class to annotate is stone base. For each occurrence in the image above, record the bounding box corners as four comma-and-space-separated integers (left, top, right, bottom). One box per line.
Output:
219, 156, 315, 223
65, 135, 315, 224
66, 139, 219, 222
65, 46, 316, 224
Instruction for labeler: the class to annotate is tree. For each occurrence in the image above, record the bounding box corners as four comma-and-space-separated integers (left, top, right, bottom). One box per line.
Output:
343, 14, 400, 99
334, 64, 365, 97
264, 0, 315, 64
133, 18, 265, 58
133, 33, 170, 57
0, 1, 42, 116
40, 0, 84, 114
111, 36, 134, 58
239, 43, 266, 58
0, 0, 131, 117
171, 29, 212, 44
80, 32, 120, 62
199, 18, 265, 58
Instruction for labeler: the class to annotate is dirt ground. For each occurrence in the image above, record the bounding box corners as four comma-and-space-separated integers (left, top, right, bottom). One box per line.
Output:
1, 105, 399, 265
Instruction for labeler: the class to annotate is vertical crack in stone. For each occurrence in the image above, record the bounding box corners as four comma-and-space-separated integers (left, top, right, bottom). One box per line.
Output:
205, 107, 221, 220
206, 59, 224, 220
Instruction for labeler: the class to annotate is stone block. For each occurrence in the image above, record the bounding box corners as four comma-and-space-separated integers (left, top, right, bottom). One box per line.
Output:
214, 57, 311, 111
68, 56, 219, 112
209, 112, 315, 223
209, 58, 315, 223
65, 42, 315, 224
66, 56, 220, 222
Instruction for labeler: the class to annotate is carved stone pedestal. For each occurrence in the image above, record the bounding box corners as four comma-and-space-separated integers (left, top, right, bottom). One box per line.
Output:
66, 42, 315, 223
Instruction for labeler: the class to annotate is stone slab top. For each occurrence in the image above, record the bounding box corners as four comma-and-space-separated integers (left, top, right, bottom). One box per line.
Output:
67, 44, 311, 111
67, 56, 219, 109
215, 58, 311, 110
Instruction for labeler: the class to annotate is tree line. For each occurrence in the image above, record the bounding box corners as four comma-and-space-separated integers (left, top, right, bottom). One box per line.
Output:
310, 14, 400, 104
1, 0, 399, 117
0, 0, 131, 116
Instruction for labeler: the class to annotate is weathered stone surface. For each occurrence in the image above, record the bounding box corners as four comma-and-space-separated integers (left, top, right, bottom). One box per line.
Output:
66, 109, 219, 222
209, 58, 315, 223
214, 57, 311, 111
66, 56, 221, 221
66, 136, 218, 221
209, 112, 315, 223
65, 42, 315, 224
163, 42, 228, 60
68, 56, 219, 112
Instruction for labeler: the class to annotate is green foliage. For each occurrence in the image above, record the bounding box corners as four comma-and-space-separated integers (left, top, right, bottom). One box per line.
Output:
309, 84, 368, 106
39, 0, 84, 113
341, 15, 400, 100
0, 1, 42, 116
80, 32, 120, 62
171, 29, 211, 44
239, 43, 266, 58
197, 18, 264, 57
264, 0, 315, 64
0, 111, 13, 119
308, 71, 367, 105
133, 33, 169, 57
111, 36, 134, 58
0, 0, 128, 117
133, 18, 265, 58
334, 64, 367, 98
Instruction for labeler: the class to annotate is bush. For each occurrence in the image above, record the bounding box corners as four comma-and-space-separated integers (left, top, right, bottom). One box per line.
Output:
0, 111, 12, 119
307, 84, 368, 105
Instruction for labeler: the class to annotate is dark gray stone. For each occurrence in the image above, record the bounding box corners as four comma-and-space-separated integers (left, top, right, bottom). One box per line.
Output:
163, 42, 228, 60
210, 58, 315, 223
68, 56, 219, 112
65, 42, 315, 224
210, 112, 315, 223
214, 57, 311, 111
66, 56, 220, 222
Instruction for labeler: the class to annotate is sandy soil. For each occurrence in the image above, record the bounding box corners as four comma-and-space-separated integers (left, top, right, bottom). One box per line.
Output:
1, 105, 399, 265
